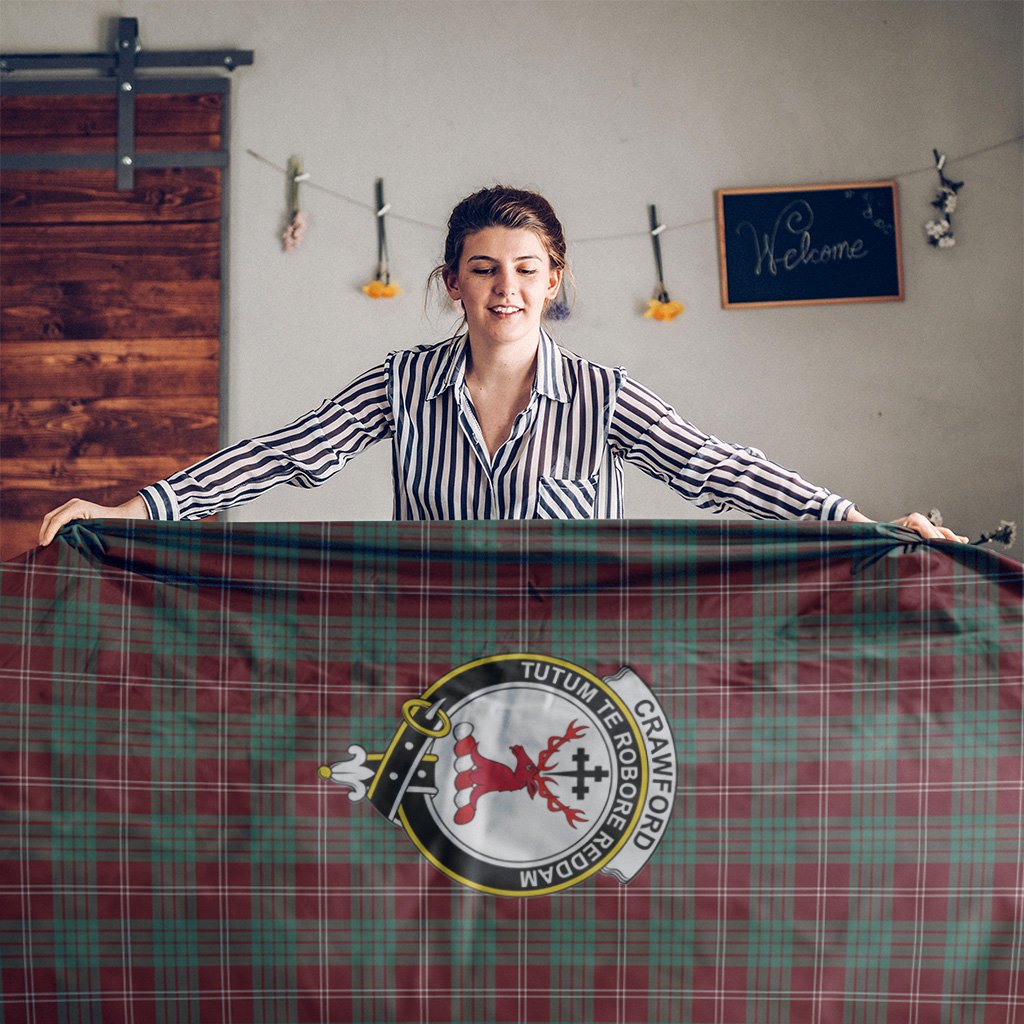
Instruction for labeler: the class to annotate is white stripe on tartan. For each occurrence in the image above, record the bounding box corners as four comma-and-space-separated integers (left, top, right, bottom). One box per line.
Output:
2, 664, 1014, 697
315, 524, 332, 1022
11, 552, 1018, 597
216, 532, 234, 1021
1008, 677, 1024, 1023
713, 524, 730, 1024
3, 884, 1020, 896
116, 532, 137, 1018
812, 525, 829, 1024
2, 987, 1019, 1003
913, 540, 937, 1019
17, 548, 38, 1020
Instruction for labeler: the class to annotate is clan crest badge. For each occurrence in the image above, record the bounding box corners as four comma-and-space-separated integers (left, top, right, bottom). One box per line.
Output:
320, 655, 677, 897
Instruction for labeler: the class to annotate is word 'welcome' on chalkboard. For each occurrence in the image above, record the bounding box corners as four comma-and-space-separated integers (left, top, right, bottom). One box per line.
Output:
716, 182, 904, 309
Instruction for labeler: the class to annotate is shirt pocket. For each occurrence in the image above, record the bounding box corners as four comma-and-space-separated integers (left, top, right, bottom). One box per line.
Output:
534, 475, 599, 519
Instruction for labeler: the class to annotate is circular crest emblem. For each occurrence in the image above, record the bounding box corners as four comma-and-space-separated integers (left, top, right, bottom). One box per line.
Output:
321, 655, 677, 897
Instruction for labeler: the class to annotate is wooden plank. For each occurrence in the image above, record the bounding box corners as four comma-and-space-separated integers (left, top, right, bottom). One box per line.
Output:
1, 339, 219, 398
4, 456, 193, 503
0, 94, 223, 137
1, 279, 219, 340
1, 223, 220, 283
0, 94, 116, 138
2, 456, 186, 485
1, 168, 222, 224
1, 397, 219, 458
0, 134, 223, 154
1, 455, 208, 530
1, 519, 45, 561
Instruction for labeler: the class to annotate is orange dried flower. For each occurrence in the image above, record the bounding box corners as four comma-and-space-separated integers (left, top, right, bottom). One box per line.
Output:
644, 299, 685, 322
361, 279, 403, 299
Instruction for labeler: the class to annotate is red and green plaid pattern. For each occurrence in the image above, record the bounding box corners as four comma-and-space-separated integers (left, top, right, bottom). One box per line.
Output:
1, 520, 1021, 1023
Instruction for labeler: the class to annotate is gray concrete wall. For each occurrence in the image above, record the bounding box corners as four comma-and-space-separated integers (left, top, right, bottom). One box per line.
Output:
4, 0, 1022, 553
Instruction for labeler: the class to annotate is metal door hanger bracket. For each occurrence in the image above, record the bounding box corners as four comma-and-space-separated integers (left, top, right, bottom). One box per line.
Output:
1, 16, 254, 190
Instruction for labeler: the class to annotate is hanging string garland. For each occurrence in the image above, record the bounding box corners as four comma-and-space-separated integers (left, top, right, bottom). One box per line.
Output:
250, 133, 1021, 306
930, 509, 1017, 547
644, 204, 685, 322
361, 178, 402, 299
924, 149, 964, 249
973, 521, 1018, 547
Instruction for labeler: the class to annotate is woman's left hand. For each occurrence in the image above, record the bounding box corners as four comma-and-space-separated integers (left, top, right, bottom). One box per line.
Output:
848, 508, 969, 543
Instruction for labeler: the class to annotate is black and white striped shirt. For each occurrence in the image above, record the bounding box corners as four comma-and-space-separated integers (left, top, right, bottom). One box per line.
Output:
140, 331, 854, 522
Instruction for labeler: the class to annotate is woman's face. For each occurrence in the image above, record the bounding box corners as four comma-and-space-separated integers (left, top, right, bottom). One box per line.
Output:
445, 227, 561, 349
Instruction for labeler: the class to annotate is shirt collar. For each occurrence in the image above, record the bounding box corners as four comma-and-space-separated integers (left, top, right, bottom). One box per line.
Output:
426, 335, 469, 399
426, 329, 570, 403
535, 328, 571, 403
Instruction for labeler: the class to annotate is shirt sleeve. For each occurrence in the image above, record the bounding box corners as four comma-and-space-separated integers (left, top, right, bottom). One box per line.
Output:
607, 374, 855, 522
139, 360, 394, 520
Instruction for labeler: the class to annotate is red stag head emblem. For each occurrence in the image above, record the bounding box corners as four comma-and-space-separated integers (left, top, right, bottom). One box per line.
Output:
452, 720, 590, 828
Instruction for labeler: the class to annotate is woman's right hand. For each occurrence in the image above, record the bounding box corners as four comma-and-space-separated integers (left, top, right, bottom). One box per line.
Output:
39, 494, 149, 548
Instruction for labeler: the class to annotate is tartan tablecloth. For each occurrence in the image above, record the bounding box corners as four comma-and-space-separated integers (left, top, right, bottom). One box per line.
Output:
1, 520, 1021, 1024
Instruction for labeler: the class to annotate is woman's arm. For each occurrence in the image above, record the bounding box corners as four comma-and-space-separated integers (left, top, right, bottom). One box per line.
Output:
609, 375, 854, 521
609, 376, 968, 542
39, 494, 149, 547
38, 360, 394, 546
141, 362, 393, 521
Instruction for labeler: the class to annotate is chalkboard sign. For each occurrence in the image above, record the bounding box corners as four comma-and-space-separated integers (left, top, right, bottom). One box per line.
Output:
716, 181, 904, 309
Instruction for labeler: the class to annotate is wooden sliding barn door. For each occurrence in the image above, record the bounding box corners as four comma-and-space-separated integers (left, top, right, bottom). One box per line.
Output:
0, 93, 223, 559
0, 20, 251, 561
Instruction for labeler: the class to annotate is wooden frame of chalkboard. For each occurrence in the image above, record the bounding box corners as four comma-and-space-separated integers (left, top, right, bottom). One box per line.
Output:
716, 181, 904, 309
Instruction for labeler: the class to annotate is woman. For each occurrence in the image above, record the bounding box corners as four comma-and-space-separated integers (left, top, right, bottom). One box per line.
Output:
38, 186, 967, 545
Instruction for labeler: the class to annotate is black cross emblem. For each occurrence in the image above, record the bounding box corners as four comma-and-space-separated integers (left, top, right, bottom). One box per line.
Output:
548, 747, 610, 800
